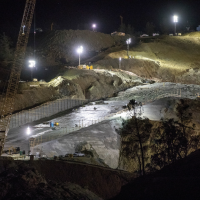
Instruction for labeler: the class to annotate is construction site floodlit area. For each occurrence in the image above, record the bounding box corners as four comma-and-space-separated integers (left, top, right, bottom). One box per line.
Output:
1, 0, 200, 199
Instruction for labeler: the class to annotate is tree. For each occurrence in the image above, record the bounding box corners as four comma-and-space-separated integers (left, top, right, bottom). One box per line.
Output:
118, 99, 153, 175
151, 99, 199, 170
160, 18, 170, 34
145, 22, 155, 36
118, 23, 126, 33
126, 24, 134, 35
0, 33, 13, 63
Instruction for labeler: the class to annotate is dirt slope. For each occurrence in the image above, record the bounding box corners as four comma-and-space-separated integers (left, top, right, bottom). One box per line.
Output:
35, 30, 128, 67
0, 69, 144, 114
94, 33, 200, 84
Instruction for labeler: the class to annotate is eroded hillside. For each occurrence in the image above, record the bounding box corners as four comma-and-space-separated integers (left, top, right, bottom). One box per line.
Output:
0, 69, 144, 113
94, 33, 200, 84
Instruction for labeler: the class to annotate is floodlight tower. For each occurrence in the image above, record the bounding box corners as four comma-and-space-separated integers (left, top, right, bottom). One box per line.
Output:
28, 60, 36, 80
77, 46, 83, 66
126, 38, 131, 58
119, 57, 121, 69
26, 126, 31, 155
173, 15, 178, 36
92, 24, 96, 31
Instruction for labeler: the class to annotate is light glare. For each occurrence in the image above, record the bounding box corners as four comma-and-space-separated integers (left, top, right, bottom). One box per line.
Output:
77, 46, 83, 54
27, 127, 31, 135
29, 60, 35, 68
126, 38, 131, 44
174, 15, 178, 22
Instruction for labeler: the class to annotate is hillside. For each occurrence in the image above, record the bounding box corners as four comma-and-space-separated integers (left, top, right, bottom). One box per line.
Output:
34, 30, 129, 67
112, 149, 200, 200
94, 33, 200, 85
0, 69, 144, 114
0, 159, 133, 200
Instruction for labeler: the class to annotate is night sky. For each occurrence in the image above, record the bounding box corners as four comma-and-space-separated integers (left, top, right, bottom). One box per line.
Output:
0, 0, 200, 38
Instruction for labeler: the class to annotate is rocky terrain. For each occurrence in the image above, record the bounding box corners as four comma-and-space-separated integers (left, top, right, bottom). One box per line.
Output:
0, 68, 144, 114
118, 97, 200, 173
0, 159, 133, 200
33, 31, 200, 85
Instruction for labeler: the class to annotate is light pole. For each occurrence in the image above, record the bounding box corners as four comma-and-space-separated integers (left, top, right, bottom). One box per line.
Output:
126, 38, 131, 58
173, 15, 178, 36
92, 24, 96, 32
29, 60, 35, 81
77, 46, 83, 66
119, 57, 121, 69
22, 25, 25, 35
27, 126, 31, 156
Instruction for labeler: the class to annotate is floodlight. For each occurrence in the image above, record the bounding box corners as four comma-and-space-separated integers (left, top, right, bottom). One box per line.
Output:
174, 15, 178, 23
29, 60, 35, 68
77, 46, 83, 65
27, 127, 31, 135
77, 46, 83, 54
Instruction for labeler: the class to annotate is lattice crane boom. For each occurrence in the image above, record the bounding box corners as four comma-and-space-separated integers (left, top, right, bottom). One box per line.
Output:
0, 0, 36, 155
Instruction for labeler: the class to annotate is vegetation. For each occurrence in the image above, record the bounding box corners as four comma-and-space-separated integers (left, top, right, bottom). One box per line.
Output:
118, 23, 134, 35
0, 33, 13, 64
151, 99, 200, 170
118, 99, 152, 175
145, 22, 155, 36
118, 99, 200, 175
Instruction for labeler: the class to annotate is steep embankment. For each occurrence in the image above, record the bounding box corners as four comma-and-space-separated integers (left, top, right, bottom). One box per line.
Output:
94, 33, 200, 84
0, 69, 144, 114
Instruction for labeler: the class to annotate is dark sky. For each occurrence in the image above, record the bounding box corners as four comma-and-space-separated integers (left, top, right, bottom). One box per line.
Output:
0, 0, 200, 38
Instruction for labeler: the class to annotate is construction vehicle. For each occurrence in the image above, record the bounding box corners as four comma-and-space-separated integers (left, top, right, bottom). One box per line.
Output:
77, 65, 93, 70
0, 0, 36, 155
4, 146, 20, 155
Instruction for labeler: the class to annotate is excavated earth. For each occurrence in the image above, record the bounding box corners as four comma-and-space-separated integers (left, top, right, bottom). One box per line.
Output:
94, 33, 200, 85
0, 69, 144, 114
1, 31, 200, 199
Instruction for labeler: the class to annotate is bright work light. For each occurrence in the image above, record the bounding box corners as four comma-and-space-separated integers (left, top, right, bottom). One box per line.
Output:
29, 60, 35, 68
174, 15, 178, 23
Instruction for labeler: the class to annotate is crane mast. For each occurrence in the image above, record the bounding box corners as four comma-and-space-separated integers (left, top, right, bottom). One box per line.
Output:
0, 0, 36, 155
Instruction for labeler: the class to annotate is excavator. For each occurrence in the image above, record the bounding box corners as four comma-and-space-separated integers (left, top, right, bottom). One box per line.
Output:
0, 0, 36, 155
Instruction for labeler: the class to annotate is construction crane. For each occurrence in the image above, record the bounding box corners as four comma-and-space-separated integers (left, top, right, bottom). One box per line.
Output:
0, 0, 36, 155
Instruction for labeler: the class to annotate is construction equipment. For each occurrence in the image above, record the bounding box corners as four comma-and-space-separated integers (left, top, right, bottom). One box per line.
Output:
77, 65, 93, 70
0, 0, 36, 155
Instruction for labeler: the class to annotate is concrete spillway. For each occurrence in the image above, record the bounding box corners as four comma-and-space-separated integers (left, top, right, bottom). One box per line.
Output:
4, 82, 200, 168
